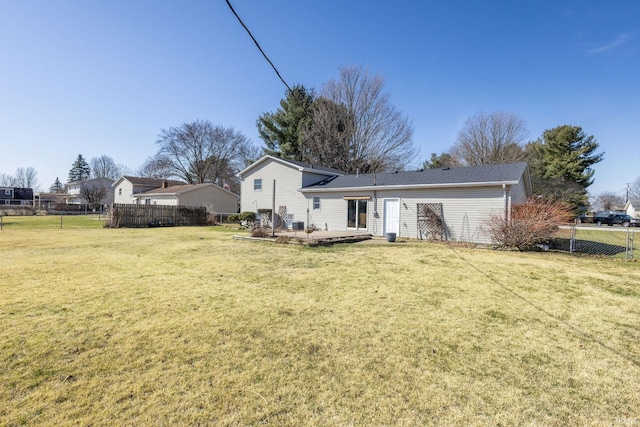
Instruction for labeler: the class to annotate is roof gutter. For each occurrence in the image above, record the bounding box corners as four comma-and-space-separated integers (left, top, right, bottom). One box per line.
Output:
300, 180, 521, 193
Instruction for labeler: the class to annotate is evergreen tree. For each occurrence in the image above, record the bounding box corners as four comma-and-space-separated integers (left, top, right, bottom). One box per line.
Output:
49, 177, 65, 193
257, 85, 315, 161
422, 152, 459, 169
68, 154, 91, 183
526, 125, 604, 211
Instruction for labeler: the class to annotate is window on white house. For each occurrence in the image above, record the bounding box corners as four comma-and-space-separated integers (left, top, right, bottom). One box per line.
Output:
313, 196, 320, 210
254, 179, 262, 191
118, 188, 122, 195
145, 199, 151, 205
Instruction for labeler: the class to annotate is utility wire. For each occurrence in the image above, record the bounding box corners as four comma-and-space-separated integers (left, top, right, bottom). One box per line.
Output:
225, 0, 292, 93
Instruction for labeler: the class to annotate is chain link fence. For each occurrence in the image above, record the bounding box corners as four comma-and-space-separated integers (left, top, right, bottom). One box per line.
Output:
552, 225, 637, 260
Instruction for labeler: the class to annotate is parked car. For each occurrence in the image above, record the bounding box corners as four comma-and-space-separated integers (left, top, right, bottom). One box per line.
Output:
593, 213, 638, 227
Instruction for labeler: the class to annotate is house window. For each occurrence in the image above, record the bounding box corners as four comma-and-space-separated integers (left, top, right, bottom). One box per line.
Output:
254, 179, 262, 191
347, 199, 368, 230
118, 188, 122, 196
313, 196, 320, 210
145, 199, 151, 205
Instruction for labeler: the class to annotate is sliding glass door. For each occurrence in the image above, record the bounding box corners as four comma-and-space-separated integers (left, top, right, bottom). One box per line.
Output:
347, 199, 367, 230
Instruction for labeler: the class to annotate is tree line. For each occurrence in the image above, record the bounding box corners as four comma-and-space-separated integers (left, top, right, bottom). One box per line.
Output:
4, 64, 637, 213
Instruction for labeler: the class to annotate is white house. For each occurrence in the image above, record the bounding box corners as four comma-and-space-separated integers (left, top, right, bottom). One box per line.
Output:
63, 178, 114, 207
130, 182, 239, 213
238, 156, 532, 244
237, 155, 345, 227
112, 176, 184, 205
625, 199, 640, 218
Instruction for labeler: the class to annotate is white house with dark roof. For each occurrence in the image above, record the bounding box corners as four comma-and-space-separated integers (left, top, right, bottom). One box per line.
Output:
238, 156, 532, 243
237, 155, 345, 227
112, 176, 185, 204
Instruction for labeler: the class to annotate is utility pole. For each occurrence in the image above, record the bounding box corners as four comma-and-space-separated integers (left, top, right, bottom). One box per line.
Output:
626, 182, 631, 203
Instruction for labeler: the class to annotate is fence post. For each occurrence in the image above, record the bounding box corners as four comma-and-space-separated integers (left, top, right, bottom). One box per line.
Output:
569, 225, 576, 254
60, 214, 63, 229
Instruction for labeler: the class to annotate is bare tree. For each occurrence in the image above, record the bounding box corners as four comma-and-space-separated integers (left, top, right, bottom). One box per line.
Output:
301, 97, 355, 171
451, 112, 528, 166
242, 144, 264, 168
14, 167, 40, 189
155, 120, 254, 186
0, 173, 17, 186
91, 155, 129, 180
314, 66, 415, 173
80, 182, 108, 210
629, 176, 640, 200
591, 191, 625, 211
136, 156, 174, 179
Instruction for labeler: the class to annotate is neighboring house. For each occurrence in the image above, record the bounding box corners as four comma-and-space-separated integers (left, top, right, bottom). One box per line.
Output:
33, 192, 66, 210
237, 155, 346, 227
625, 199, 640, 218
238, 156, 532, 244
63, 178, 114, 207
130, 182, 239, 213
112, 176, 184, 204
0, 187, 33, 206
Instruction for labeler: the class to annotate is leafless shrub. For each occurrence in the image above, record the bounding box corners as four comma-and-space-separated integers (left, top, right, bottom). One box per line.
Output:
275, 235, 291, 244
251, 227, 271, 238
485, 197, 573, 250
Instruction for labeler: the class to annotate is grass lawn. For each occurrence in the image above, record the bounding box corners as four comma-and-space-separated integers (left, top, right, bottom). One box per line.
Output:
1, 226, 639, 426
0, 214, 106, 230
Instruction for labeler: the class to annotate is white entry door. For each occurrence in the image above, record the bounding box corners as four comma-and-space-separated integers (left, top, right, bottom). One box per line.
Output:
383, 199, 400, 235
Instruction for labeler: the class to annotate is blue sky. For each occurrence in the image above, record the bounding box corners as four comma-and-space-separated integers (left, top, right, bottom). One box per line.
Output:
1, 1, 638, 197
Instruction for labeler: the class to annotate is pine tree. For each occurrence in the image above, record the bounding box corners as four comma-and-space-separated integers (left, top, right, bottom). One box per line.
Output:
257, 85, 315, 161
49, 177, 65, 193
68, 155, 91, 183
526, 125, 604, 211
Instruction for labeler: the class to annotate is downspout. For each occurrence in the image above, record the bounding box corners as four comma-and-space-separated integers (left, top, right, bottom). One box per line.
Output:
503, 184, 511, 223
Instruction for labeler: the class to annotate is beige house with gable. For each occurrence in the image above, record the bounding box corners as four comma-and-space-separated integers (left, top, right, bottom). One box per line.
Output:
238, 155, 532, 244
130, 183, 239, 213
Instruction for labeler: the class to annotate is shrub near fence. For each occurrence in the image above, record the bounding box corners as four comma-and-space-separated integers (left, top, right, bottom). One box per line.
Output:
110, 204, 207, 228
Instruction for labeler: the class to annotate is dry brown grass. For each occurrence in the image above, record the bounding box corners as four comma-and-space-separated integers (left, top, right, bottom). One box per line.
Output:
1, 226, 639, 426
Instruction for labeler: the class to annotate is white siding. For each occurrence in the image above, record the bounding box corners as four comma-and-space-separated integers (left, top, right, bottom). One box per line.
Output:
510, 179, 528, 204
304, 186, 509, 244
239, 160, 333, 228
114, 180, 134, 204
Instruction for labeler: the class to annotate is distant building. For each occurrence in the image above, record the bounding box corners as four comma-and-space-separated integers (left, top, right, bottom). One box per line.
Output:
0, 187, 33, 206
63, 178, 114, 208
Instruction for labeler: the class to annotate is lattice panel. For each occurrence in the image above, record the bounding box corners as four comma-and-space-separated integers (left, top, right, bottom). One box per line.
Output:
277, 205, 288, 229
417, 203, 446, 241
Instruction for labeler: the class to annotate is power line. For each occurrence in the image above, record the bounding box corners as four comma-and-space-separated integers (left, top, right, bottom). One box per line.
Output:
225, 0, 292, 93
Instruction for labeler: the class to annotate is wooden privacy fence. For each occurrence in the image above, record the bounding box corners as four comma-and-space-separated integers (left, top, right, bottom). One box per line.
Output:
110, 204, 207, 228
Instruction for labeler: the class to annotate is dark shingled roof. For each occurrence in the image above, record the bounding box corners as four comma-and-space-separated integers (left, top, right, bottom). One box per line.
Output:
279, 157, 346, 175
121, 176, 185, 187
302, 162, 529, 190
142, 183, 237, 196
